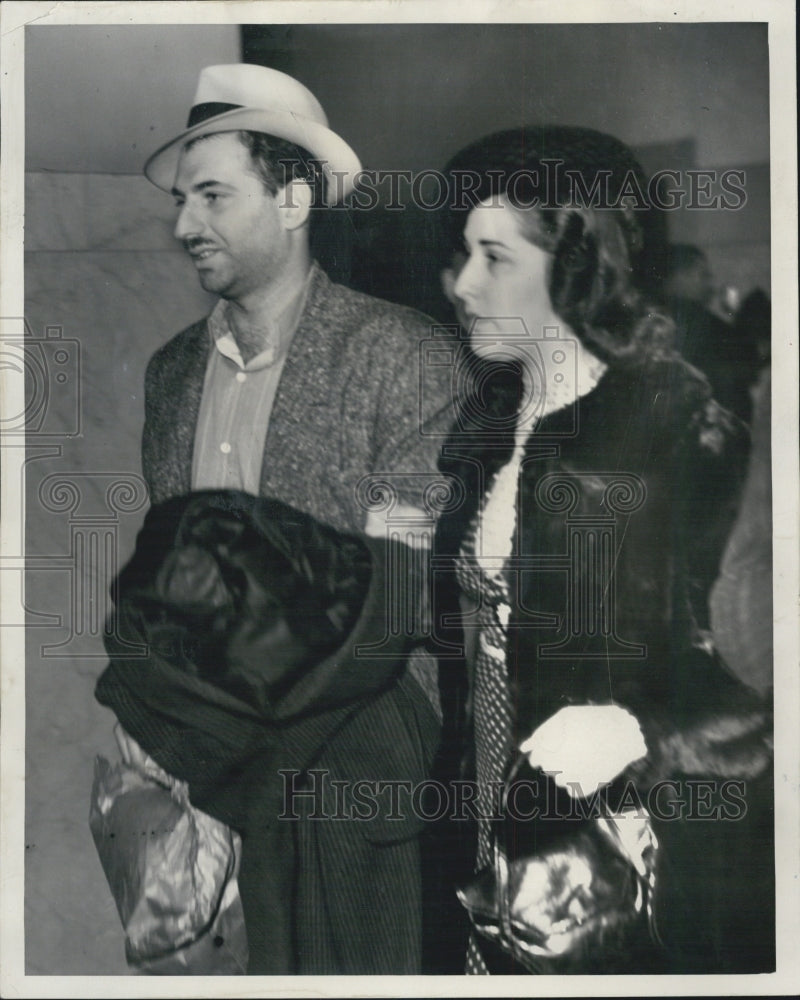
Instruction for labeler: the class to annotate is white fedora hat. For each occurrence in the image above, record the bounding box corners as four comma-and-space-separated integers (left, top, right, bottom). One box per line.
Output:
144, 64, 362, 205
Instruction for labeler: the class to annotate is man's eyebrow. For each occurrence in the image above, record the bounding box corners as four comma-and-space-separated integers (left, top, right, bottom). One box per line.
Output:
477, 239, 512, 250
171, 180, 233, 198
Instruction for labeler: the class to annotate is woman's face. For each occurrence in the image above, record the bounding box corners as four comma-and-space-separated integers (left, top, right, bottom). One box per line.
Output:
453, 197, 555, 357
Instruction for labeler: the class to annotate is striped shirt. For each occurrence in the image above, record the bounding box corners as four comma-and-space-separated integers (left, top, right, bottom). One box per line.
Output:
191, 270, 313, 494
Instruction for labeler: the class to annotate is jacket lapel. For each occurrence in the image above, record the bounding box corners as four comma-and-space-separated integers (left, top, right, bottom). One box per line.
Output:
258, 266, 338, 496
166, 321, 211, 498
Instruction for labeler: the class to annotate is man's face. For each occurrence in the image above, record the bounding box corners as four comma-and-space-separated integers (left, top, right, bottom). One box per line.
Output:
172, 132, 287, 301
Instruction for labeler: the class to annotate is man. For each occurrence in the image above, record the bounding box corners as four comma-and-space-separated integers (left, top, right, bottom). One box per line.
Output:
141, 63, 453, 537
102, 64, 455, 975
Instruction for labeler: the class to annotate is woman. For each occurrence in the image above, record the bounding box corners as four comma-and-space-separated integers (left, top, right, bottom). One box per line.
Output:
431, 127, 774, 975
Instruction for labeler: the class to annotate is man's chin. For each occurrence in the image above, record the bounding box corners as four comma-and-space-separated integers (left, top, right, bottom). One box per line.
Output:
197, 272, 230, 296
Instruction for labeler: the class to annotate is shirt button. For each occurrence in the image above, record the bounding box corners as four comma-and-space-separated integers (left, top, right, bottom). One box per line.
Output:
236, 372, 247, 383
220, 442, 231, 454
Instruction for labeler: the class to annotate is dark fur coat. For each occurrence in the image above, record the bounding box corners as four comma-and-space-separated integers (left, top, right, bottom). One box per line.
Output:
431, 355, 774, 973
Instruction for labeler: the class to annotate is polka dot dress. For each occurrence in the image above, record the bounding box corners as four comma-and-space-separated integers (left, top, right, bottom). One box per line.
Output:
456, 442, 524, 975
456, 355, 607, 974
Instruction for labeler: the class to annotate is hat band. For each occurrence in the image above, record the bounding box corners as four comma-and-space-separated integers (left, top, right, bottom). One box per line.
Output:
186, 102, 243, 128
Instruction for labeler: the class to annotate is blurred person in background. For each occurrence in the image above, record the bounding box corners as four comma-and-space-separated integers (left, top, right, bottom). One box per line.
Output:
659, 243, 760, 422
733, 286, 772, 369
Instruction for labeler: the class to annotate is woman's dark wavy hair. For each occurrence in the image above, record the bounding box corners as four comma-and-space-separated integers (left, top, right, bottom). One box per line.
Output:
441, 126, 674, 367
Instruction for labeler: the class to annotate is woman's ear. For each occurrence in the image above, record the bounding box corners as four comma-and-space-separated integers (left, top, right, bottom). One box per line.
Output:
279, 179, 313, 231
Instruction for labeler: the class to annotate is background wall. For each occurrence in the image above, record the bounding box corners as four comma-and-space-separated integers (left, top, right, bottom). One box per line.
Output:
21, 21, 770, 975
27, 23, 769, 175
26, 25, 242, 174
242, 23, 769, 166
23, 25, 236, 976
23, 171, 216, 974
25, 21, 771, 300
244, 22, 771, 308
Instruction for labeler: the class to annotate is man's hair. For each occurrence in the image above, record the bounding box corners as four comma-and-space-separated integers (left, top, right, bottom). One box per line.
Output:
184, 129, 326, 203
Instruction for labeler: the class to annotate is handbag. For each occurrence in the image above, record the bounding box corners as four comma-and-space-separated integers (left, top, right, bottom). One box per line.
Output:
89, 730, 249, 974
456, 754, 661, 973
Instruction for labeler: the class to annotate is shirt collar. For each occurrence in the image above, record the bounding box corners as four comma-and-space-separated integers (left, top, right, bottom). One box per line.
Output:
207, 263, 317, 371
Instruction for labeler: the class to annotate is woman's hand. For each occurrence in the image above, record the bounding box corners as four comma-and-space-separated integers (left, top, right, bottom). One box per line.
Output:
519, 704, 647, 797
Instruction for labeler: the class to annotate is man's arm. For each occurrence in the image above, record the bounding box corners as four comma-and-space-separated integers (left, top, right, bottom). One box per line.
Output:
367, 311, 457, 531
140, 320, 208, 506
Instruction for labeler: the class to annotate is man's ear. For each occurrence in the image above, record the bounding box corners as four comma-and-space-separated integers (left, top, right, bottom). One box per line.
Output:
279, 180, 313, 231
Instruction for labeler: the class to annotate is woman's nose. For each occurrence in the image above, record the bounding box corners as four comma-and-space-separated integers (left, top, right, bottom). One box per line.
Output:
453, 255, 479, 303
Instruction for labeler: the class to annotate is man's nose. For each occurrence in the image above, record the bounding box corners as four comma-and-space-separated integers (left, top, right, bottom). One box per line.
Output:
174, 201, 204, 242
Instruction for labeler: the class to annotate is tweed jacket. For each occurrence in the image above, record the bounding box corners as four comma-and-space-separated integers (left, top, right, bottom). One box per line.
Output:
135, 266, 450, 973
142, 263, 455, 534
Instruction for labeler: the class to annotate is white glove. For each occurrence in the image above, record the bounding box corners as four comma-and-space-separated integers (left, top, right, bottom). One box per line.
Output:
519, 704, 647, 798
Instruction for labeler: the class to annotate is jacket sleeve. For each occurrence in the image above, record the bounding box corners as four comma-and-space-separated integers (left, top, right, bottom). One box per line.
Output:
140, 321, 208, 507
678, 394, 752, 632
140, 348, 164, 502
370, 313, 457, 508
630, 394, 771, 786
709, 369, 773, 693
